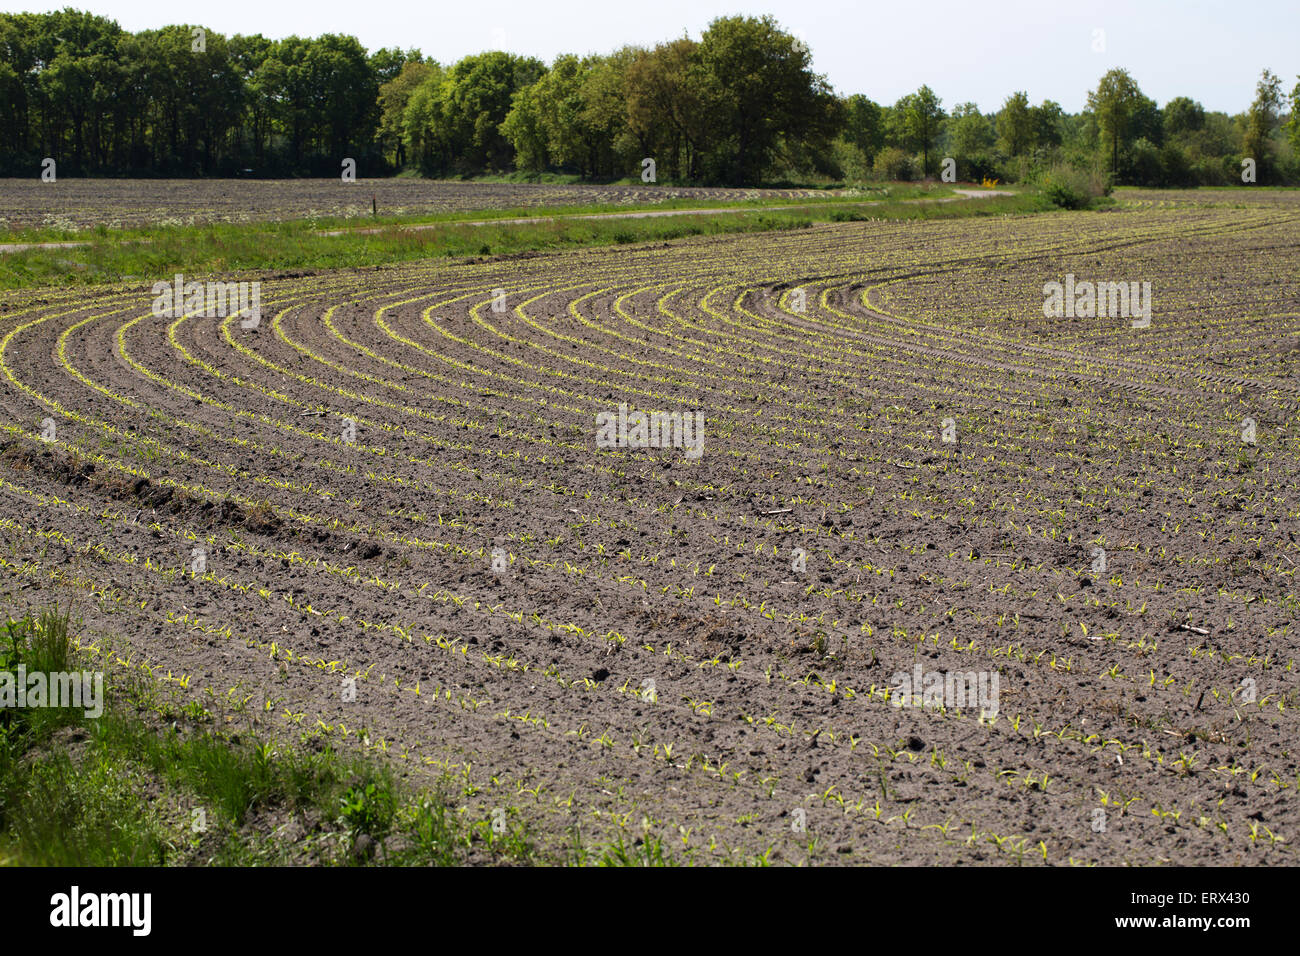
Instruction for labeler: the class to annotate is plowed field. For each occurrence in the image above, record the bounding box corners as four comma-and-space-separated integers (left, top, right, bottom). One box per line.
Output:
0, 178, 838, 231
2, 194, 1298, 864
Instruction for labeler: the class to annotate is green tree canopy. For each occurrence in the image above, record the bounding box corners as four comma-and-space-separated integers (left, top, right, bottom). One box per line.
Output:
1087, 68, 1143, 175
894, 85, 944, 176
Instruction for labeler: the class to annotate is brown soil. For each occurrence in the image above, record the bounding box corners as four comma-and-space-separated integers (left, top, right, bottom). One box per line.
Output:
0, 191, 1297, 864
0, 178, 838, 231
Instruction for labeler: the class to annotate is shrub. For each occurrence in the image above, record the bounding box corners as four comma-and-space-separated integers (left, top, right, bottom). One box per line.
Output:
1159, 143, 1197, 188
872, 147, 915, 182
1191, 156, 1234, 186
1123, 138, 1165, 187
1037, 164, 1110, 210
831, 138, 873, 182
961, 154, 1005, 184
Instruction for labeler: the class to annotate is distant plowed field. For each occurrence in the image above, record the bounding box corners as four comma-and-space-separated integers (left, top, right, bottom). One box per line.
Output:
1119, 186, 1300, 208
2, 195, 1299, 864
0, 178, 836, 230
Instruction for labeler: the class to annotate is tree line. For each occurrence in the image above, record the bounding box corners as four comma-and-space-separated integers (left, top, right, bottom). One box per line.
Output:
2, 9, 1297, 185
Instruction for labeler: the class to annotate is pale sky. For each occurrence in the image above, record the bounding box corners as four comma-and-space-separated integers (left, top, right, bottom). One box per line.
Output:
4, 0, 1295, 114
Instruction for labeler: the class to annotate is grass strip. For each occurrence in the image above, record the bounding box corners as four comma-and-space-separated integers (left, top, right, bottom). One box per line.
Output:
0, 192, 1049, 291
0, 605, 683, 865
